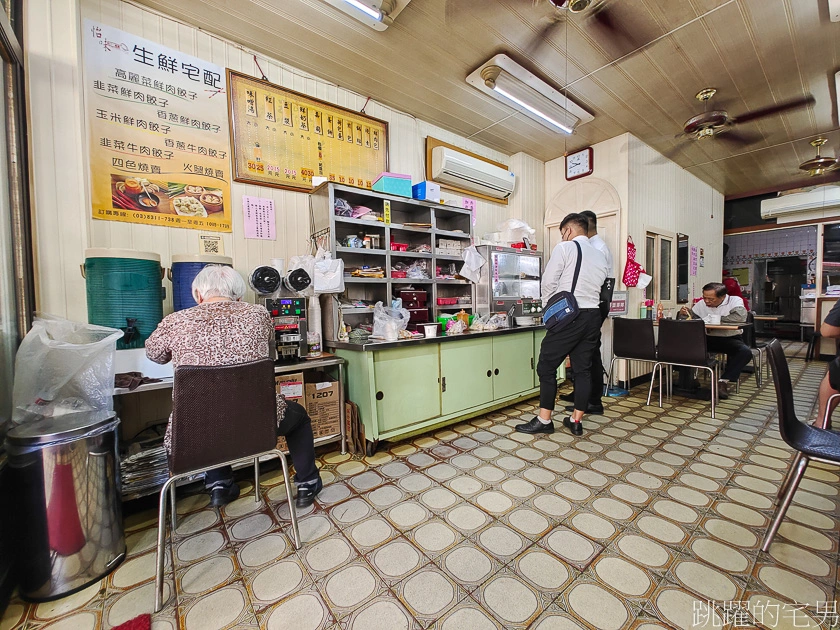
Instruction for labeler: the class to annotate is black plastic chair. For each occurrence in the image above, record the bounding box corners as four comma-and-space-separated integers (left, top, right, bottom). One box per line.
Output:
648, 319, 718, 418
743, 311, 770, 385
154, 359, 300, 612
604, 318, 657, 396
763, 339, 840, 551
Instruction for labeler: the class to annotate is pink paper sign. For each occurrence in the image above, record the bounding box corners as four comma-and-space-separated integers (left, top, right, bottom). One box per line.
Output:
243, 195, 276, 240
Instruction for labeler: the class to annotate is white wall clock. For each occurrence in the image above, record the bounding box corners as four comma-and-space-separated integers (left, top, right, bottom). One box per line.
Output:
565, 147, 593, 181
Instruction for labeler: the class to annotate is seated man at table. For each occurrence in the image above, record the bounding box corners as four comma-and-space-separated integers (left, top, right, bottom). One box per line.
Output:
678, 282, 751, 399
146, 264, 322, 508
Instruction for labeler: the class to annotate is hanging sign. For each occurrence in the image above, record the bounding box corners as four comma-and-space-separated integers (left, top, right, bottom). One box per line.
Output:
227, 70, 388, 192
83, 20, 232, 232
690, 246, 699, 277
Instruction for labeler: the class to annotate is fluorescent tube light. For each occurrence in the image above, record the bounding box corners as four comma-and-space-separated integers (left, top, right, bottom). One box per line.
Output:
493, 86, 573, 134
482, 65, 579, 135
343, 0, 381, 20
319, 0, 411, 31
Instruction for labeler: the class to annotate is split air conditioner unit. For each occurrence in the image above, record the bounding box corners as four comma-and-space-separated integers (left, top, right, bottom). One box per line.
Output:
760, 185, 840, 222
431, 146, 516, 200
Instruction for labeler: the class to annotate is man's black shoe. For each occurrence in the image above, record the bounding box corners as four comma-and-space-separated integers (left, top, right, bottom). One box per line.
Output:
717, 380, 730, 400
559, 392, 575, 403
563, 416, 583, 436
564, 403, 604, 414
514, 416, 555, 434
296, 476, 323, 509
209, 482, 241, 508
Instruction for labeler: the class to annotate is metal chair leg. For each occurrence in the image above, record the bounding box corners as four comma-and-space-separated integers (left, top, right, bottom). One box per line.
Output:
647, 363, 660, 406
775, 452, 803, 505
707, 367, 716, 419
762, 454, 809, 552
156, 476, 178, 613
658, 364, 663, 408
820, 393, 840, 430
169, 484, 177, 534
254, 457, 261, 503
604, 357, 616, 397
275, 450, 301, 549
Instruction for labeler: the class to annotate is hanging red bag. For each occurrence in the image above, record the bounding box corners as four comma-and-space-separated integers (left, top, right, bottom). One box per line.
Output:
622, 236, 643, 287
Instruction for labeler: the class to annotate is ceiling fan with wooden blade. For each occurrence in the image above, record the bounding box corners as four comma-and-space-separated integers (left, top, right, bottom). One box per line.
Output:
675, 88, 815, 144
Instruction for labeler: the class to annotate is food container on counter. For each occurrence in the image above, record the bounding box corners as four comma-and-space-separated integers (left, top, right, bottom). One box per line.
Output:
421, 323, 440, 338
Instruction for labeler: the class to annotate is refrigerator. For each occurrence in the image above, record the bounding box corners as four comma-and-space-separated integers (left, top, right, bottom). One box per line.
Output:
475, 246, 543, 317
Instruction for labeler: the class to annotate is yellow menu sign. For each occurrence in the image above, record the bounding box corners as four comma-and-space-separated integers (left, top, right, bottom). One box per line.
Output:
83, 21, 232, 232
227, 70, 389, 192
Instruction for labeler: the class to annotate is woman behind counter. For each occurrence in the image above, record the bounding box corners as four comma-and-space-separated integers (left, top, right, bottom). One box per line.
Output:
146, 264, 323, 508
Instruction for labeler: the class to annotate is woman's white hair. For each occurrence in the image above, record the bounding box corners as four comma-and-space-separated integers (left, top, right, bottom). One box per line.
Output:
191, 264, 246, 302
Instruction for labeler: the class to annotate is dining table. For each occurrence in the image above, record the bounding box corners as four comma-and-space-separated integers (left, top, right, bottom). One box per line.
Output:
650, 319, 752, 400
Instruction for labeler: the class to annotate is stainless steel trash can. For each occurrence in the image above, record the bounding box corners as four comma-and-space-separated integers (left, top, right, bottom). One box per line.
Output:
5, 410, 125, 601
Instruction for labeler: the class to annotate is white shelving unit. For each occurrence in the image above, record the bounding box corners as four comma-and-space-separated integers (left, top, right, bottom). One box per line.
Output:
309, 182, 475, 342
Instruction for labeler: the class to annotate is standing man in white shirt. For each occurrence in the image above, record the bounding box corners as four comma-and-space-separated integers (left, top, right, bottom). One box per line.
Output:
560, 210, 614, 413
678, 282, 751, 399
516, 213, 609, 437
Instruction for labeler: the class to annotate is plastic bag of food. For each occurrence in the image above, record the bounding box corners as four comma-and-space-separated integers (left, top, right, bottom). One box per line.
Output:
446, 319, 467, 335
372, 301, 410, 341
12, 315, 123, 422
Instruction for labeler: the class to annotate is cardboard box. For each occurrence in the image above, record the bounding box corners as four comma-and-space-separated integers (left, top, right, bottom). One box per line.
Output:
372, 172, 412, 198
275, 372, 304, 399
412, 181, 441, 203
304, 371, 341, 439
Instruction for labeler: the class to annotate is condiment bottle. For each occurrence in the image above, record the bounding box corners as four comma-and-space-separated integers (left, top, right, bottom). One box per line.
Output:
640, 302, 647, 319
657, 303, 664, 321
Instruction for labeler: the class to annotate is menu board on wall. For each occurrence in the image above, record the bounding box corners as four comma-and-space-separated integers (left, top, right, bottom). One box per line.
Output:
227, 70, 388, 192
83, 20, 232, 232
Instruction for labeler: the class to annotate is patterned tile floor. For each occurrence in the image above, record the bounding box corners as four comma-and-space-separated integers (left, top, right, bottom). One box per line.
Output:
3, 342, 839, 630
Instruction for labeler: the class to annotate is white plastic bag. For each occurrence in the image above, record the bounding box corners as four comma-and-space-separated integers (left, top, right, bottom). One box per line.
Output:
497, 218, 535, 244
637, 273, 653, 290
12, 314, 123, 422
372, 301, 410, 341
313, 249, 345, 294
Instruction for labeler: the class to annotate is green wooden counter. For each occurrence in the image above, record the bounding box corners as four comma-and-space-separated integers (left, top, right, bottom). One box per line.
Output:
329, 326, 563, 455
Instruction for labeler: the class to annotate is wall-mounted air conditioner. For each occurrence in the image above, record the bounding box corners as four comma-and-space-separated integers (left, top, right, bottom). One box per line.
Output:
760, 185, 840, 222
431, 146, 516, 200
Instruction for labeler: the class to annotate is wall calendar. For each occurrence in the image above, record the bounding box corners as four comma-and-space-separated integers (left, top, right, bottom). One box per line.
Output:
227, 70, 389, 193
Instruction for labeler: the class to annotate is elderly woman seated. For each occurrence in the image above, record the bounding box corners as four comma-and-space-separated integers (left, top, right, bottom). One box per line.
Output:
146, 264, 322, 508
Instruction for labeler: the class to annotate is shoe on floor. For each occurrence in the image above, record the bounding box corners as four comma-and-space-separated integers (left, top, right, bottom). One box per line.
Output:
563, 416, 583, 436
515, 416, 555, 434
559, 392, 575, 403
209, 481, 241, 508
295, 475, 323, 509
718, 380, 730, 400
564, 403, 605, 414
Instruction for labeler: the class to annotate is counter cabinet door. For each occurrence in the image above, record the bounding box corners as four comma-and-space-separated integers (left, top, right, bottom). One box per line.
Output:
373, 345, 441, 433
440, 338, 494, 416
492, 332, 536, 400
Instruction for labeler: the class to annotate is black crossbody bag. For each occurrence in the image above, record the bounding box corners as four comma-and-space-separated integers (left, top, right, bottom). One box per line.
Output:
542, 241, 582, 333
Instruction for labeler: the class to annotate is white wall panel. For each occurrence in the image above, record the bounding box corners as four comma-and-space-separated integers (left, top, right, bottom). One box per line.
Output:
508, 152, 546, 252
26, 0, 519, 320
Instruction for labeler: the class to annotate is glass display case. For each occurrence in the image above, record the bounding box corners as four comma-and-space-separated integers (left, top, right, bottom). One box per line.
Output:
476, 246, 543, 316
821, 222, 840, 296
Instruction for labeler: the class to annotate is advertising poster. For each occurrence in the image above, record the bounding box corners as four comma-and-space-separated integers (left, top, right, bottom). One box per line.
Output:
83, 20, 232, 232
227, 70, 388, 192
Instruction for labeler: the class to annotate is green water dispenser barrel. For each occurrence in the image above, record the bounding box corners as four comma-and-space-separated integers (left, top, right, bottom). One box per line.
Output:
83, 248, 164, 350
